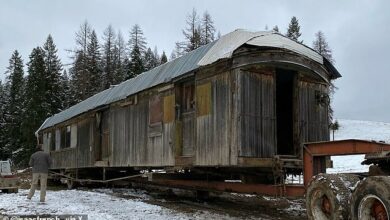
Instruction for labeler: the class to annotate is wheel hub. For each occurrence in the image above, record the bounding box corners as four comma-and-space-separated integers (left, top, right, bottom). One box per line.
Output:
372, 200, 388, 220
321, 195, 331, 216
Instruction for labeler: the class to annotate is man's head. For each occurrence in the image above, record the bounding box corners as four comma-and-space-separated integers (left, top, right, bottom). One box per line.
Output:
36, 145, 43, 152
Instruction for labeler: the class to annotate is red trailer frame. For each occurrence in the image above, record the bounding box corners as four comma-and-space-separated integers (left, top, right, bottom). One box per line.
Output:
303, 139, 390, 187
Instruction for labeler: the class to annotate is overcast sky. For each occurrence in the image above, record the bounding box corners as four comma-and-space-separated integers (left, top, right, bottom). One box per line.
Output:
1, 0, 389, 122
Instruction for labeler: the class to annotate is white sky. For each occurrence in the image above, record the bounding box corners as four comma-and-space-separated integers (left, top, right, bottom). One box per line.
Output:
1, 0, 389, 122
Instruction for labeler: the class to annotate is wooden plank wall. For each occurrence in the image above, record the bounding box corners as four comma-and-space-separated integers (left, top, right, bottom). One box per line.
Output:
298, 81, 330, 143
76, 119, 93, 168
51, 148, 77, 168
110, 91, 175, 167
195, 72, 232, 166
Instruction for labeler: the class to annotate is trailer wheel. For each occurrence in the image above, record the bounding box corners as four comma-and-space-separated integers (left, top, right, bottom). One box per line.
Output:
305, 173, 359, 220
350, 176, 390, 220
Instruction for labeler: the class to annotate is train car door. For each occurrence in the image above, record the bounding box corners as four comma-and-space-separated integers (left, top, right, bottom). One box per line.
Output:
96, 110, 110, 163
177, 80, 196, 157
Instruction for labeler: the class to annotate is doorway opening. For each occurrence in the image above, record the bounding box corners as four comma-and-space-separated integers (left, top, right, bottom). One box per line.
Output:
276, 69, 295, 155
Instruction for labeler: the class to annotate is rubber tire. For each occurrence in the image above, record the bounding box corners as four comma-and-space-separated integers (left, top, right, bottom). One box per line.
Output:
306, 173, 360, 220
350, 176, 390, 220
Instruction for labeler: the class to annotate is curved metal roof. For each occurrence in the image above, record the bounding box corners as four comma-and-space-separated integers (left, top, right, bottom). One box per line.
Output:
37, 30, 340, 132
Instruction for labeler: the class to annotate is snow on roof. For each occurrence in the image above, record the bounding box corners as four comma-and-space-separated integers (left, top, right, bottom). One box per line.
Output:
38, 29, 339, 132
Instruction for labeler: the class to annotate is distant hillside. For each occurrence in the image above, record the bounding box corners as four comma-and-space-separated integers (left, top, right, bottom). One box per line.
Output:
327, 119, 390, 173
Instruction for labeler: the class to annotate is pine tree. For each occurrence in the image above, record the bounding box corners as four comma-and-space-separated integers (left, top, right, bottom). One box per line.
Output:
102, 24, 117, 88
160, 51, 168, 64
127, 24, 147, 79
175, 9, 217, 56
312, 31, 334, 64
286, 16, 302, 42
153, 47, 160, 66
60, 69, 71, 109
69, 52, 85, 103
312, 30, 336, 121
144, 47, 154, 71
144, 47, 160, 71
23, 47, 47, 165
329, 120, 340, 141
86, 30, 103, 95
128, 24, 147, 53
201, 11, 216, 45
127, 45, 144, 79
75, 21, 92, 56
113, 30, 127, 84
182, 8, 202, 52
0, 80, 8, 160
273, 25, 279, 33
70, 21, 92, 102
3, 50, 25, 163
43, 35, 64, 114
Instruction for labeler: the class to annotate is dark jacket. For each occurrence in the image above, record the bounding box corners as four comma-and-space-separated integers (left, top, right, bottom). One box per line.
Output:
29, 150, 52, 173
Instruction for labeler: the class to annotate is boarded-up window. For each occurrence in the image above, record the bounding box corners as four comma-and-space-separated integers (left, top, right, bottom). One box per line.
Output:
71, 124, 77, 148
163, 95, 175, 123
149, 95, 162, 124
196, 83, 212, 116
181, 83, 195, 112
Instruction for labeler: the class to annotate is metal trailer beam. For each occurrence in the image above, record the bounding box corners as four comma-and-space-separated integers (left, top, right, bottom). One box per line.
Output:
303, 139, 390, 186
150, 179, 306, 197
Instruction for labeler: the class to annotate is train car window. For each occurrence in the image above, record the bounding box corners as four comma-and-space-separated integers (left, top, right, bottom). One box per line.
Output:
49, 132, 55, 151
70, 124, 78, 148
149, 95, 162, 124
66, 126, 71, 148
55, 129, 61, 151
60, 127, 66, 149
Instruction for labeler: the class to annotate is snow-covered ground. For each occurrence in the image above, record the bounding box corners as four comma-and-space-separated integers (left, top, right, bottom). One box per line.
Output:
0, 189, 238, 220
327, 119, 390, 173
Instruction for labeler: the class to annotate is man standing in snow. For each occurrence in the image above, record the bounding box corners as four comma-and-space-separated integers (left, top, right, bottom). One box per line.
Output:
27, 145, 52, 202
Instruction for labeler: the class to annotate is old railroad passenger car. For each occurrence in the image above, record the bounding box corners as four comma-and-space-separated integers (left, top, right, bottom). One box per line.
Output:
36, 30, 341, 182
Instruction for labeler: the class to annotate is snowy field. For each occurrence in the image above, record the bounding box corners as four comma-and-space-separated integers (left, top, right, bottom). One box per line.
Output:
327, 119, 390, 173
0, 189, 239, 220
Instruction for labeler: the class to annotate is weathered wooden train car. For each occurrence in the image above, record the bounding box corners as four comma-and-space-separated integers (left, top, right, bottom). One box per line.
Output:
36, 30, 340, 181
